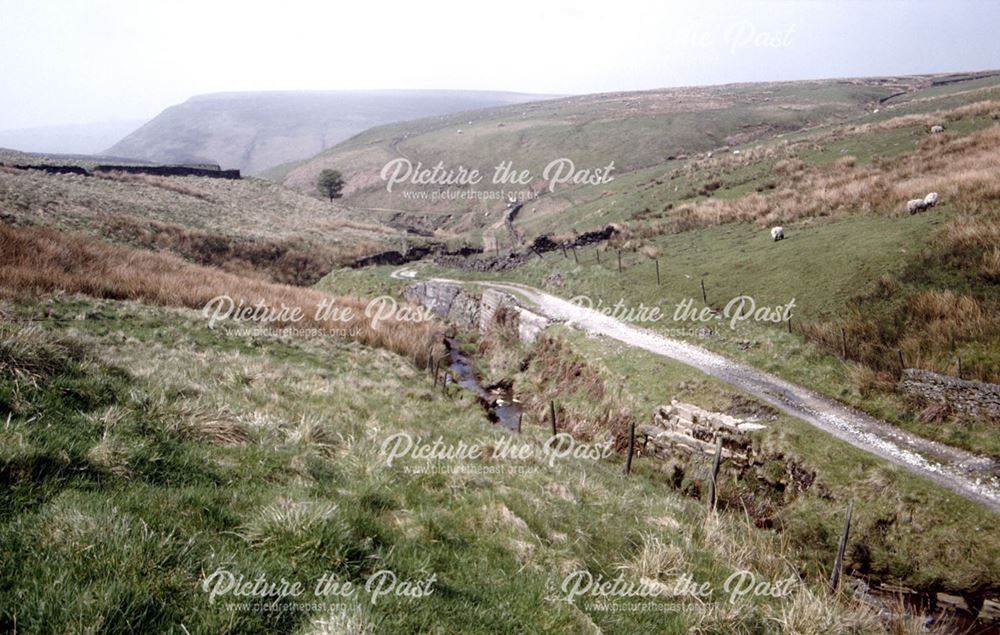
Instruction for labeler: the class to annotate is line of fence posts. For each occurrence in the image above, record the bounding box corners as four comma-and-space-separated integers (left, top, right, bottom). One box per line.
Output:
454, 239, 866, 589
456, 241, 934, 431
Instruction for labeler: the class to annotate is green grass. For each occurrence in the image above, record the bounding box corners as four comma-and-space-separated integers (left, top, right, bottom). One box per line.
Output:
283, 77, 923, 220
1, 295, 884, 633
416, 206, 1000, 458
542, 327, 1000, 594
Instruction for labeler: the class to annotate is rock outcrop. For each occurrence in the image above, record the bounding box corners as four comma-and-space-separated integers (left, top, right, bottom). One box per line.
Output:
402, 281, 480, 331
404, 281, 550, 343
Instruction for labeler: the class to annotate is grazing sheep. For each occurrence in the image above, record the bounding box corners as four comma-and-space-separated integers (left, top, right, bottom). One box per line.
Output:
931, 125, 945, 134
770, 226, 784, 241
907, 199, 928, 214
924, 192, 940, 207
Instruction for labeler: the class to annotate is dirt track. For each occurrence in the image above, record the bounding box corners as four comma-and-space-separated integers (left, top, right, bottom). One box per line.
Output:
397, 269, 1000, 514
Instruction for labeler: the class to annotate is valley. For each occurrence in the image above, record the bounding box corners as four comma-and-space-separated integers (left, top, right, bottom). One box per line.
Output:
4, 65, 1000, 633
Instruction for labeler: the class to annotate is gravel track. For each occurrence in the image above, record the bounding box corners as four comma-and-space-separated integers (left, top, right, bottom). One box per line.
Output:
405, 269, 1000, 514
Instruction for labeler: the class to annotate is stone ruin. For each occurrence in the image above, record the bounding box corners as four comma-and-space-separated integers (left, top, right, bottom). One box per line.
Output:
638, 400, 767, 465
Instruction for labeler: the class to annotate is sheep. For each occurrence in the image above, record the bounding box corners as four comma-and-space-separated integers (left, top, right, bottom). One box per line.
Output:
931, 125, 945, 134
907, 199, 928, 214
924, 192, 940, 207
770, 226, 784, 241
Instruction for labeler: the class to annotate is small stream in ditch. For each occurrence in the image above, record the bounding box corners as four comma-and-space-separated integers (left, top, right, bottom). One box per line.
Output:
444, 338, 522, 432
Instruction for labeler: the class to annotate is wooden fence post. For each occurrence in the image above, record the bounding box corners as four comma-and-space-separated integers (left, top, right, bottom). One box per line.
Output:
623, 420, 636, 476
840, 327, 848, 359
897, 349, 904, 374
517, 413, 523, 434
549, 401, 557, 437
617, 249, 622, 274
655, 258, 661, 285
701, 279, 707, 305
706, 436, 723, 511
957, 356, 963, 378
829, 501, 854, 591
786, 317, 792, 334
572, 248, 579, 264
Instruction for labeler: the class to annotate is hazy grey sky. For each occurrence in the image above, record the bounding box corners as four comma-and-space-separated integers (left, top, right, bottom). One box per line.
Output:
1, 0, 998, 130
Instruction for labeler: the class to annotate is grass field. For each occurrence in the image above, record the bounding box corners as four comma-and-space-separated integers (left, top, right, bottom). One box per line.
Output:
0, 293, 892, 633
0, 158, 412, 285
279, 73, 1000, 241
4, 68, 1000, 632
361, 95, 1000, 461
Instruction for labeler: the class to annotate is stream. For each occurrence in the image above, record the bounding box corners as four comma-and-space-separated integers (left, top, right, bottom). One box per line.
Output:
444, 338, 522, 432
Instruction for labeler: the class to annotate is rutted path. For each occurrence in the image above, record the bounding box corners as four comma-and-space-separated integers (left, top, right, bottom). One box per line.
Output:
392, 268, 1000, 514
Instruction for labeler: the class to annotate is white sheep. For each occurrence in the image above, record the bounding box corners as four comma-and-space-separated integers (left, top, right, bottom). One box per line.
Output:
931, 125, 945, 134
924, 192, 940, 207
770, 226, 784, 241
907, 199, 928, 214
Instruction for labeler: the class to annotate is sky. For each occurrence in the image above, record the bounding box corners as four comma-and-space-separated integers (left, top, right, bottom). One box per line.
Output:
1, 0, 999, 131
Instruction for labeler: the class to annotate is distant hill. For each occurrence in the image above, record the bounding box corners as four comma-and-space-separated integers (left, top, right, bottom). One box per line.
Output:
278, 71, 1000, 236
0, 119, 146, 155
104, 90, 555, 175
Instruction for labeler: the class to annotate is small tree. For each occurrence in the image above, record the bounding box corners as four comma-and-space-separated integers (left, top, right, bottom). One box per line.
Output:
316, 169, 345, 201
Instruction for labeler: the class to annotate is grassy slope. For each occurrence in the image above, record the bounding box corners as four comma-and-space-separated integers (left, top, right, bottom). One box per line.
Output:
315, 265, 1000, 602
280, 78, 910, 216
559, 328, 1000, 595
0, 295, 881, 634
281, 73, 1000, 239
514, 81, 1000, 239
0, 163, 413, 284
372, 90, 1000, 457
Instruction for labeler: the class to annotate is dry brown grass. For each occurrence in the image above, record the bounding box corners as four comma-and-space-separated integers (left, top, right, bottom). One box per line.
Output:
95, 213, 376, 286
94, 170, 218, 202
0, 224, 443, 367
626, 104, 1000, 241
799, 287, 1000, 382
847, 99, 1000, 136
519, 334, 638, 443
0, 166, 401, 274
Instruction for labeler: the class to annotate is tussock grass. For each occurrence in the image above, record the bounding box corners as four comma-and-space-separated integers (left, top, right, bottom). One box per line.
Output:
97, 213, 375, 286
0, 224, 444, 368
620, 102, 1000, 240
0, 165, 402, 282
2, 296, 889, 632
95, 169, 219, 201
768, 587, 882, 635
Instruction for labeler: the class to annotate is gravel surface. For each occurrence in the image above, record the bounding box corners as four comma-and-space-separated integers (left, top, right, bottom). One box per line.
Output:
414, 270, 1000, 514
